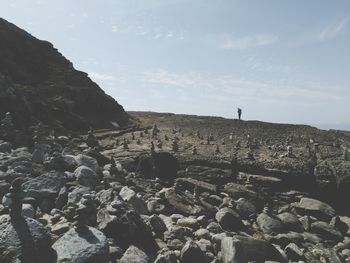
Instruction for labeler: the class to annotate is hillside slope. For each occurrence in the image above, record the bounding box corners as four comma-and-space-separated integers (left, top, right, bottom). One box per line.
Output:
0, 18, 132, 132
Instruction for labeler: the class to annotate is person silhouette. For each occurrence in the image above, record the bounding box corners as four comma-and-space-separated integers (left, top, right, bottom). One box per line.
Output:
237, 108, 242, 120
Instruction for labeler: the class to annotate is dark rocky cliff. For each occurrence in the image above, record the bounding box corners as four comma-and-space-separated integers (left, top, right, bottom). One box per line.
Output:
0, 18, 132, 132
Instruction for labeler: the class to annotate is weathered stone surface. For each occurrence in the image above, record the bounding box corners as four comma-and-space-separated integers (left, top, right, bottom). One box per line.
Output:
180, 240, 208, 263
120, 246, 149, 263
52, 226, 109, 263
74, 154, 100, 174
223, 183, 259, 202
164, 188, 206, 215
235, 198, 256, 219
293, 197, 335, 220
277, 212, 303, 232
22, 171, 66, 199
215, 207, 245, 232
235, 236, 287, 262
221, 237, 248, 263
257, 212, 284, 235
311, 221, 343, 241
74, 165, 99, 189
0, 215, 53, 262
176, 177, 217, 194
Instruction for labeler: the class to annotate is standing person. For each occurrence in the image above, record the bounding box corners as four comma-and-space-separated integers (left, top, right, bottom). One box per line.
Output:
237, 108, 242, 120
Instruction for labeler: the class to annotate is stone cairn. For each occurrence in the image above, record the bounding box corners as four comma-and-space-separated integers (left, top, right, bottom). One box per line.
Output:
192, 146, 198, 155
123, 138, 129, 149
171, 139, 179, 152
8, 177, 24, 222
86, 128, 99, 148
1, 112, 15, 139
152, 123, 159, 138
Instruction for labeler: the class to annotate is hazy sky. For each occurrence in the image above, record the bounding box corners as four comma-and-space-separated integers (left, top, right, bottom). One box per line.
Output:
1, 0, 349, 130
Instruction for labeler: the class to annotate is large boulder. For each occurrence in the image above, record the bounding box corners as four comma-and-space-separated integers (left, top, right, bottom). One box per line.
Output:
74, 165, 99, 189
256, 212, 284, 235
52, 227, 109, 263
136, 152, 178, 181
163, 188, 206, 216
97, 206, 157, 253
180, 240, 208, 263
221, 237, 247, 263
293, 197, 335, 221
215, 207, 245, 232
0, 215, 54, 263
235, 236, 287, 262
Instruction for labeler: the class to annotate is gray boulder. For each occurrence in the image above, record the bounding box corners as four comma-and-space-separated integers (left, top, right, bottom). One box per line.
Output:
0, 215, 53, 263
180, 240, 208, 263
221, 237, 247, 263
120, 246, 149, 263
74, 165, 99, 189
52, 226, 109, 263
257, 212, 284, 235
293, 197, 335, 220
215, 207, 245, 232
74, 154, 100, 174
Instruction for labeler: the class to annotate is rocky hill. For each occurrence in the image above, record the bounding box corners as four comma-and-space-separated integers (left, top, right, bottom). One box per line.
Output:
0, 18, 132, 132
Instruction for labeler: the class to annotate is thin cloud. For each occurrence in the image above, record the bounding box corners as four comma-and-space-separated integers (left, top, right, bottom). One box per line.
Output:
142, 69, 344, 104
88, 72, 115, 81
319, 16, 350, 41
221, 34, 278, 50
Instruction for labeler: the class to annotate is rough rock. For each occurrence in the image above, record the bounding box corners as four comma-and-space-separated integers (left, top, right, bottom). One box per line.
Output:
52, 226, 109, 263
257, 212, 284, 235
180, 240, 208, 263
221, 237, 247, 263
120, 246, 149, 263
74, 165, 99, 189
215, 207, 245, 232
293, 197, 335, 220
0, 215, 53, 262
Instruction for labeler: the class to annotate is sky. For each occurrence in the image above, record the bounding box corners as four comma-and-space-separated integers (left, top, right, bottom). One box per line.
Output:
1, 0, 350, 130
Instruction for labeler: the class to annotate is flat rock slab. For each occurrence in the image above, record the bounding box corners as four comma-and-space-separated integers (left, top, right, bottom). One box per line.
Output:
293, 197, 335, 221
176, 177, 217, 194
164, 188, 206, 215
52, 226, 109, 263
22, 171, 66, 199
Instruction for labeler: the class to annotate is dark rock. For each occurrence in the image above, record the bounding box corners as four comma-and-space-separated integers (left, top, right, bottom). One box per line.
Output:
257, 212, 284, 235
176, 177, 217, 194
96, 208, 157, 253
235, 198, 256, 219
293, 197, 335, 221
163, 188, 206, 215
285, 243, 304, 261
0, 18, 132, 132
221, 237, 247, 263
0, 215, 53, 263
215, 207, 245, 232
136, 152, 178, 181
235, 235, 287, 262
74, 165, 99, 189
22, 171, 66, 212
311, 221, 343, 241
67, 186, 90, 204
52, 226, 109, 263
180, 240, 208, 263
278, 212, 303, 232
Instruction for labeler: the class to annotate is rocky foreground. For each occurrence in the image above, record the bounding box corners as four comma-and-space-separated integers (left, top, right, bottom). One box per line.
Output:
0, 114, 350, 263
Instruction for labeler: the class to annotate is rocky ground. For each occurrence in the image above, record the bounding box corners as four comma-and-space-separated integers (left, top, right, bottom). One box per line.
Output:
0, 112, 350, 263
